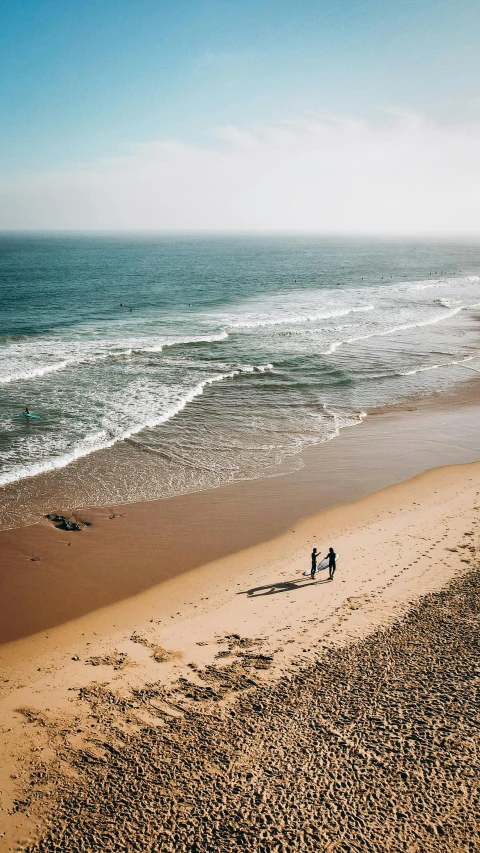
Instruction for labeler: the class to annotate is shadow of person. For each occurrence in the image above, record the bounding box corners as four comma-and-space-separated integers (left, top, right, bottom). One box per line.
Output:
238, 577, 325, 597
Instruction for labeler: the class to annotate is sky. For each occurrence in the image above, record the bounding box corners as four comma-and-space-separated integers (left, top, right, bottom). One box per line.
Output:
1, 0, 480, 232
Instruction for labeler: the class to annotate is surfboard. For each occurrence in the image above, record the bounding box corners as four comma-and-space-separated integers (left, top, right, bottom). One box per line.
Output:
23, 412, 40, 419
303, 554, 339, 577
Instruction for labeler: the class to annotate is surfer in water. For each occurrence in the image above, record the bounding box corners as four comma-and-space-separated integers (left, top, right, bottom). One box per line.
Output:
311, 548, 319, 580
24, 406, 30, 415
327, 547, 336, 580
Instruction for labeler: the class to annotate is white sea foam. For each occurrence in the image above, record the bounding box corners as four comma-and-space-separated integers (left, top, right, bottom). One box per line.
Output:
323, 307, 463, 355
232, 363, 274, 374
397, 354, 480, 376
0, 358, 79, 385
321, 406, 368, 438
0, 350, 133, 385
0, 332, 230, 385
137, 331, 229, 354
227, 305, 375, 330
394, 275, 480, 293
0, 363, 272, 487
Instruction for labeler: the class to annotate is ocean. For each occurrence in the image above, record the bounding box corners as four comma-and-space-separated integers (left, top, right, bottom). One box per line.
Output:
1, 233, 480, 526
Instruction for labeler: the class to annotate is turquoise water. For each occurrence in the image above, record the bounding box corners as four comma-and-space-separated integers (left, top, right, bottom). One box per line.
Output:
1, 234, 480, 512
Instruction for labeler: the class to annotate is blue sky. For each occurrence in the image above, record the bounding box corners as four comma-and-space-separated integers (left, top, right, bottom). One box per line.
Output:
2, 0, 479, 173
1, 1, 480, 230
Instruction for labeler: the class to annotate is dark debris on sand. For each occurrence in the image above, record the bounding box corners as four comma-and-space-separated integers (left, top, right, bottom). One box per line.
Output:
44, 513, 86, 532
20, 569, 480, 853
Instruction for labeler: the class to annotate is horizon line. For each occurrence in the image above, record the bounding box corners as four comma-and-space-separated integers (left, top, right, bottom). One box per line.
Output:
1, 229, 480, 239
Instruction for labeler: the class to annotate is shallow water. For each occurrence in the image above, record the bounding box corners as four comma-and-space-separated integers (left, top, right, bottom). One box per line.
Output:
1, 233, 480, 522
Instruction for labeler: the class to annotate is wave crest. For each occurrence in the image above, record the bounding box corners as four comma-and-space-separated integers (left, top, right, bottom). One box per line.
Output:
324, 307, 463, 355
227, 305, 375, 330
0, 332, 230, 386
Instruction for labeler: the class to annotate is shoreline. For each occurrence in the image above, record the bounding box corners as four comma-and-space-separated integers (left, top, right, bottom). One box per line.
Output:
0, 458, 478, 851
1, 383, 480, 643
1, 374, 480, 534
1, 379, 479, 848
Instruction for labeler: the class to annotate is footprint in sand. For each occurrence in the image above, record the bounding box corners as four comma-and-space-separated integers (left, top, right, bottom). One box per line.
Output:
86, 651, 133, 671
130, 632, 182, 663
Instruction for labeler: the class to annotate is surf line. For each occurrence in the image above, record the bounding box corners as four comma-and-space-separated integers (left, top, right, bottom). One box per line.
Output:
0, 364, 273, 488
323, 307, 463, 356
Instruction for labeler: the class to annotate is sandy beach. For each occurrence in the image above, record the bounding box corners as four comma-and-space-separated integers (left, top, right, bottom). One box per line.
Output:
3, 4, 480, 848
0, 422, 479, 851
1, 384, 480, 644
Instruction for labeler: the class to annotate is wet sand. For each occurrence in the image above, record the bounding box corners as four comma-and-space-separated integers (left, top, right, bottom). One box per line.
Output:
1, 388, 480, 644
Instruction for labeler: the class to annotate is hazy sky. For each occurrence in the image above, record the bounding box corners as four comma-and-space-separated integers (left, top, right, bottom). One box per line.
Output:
1, 0, 480, 231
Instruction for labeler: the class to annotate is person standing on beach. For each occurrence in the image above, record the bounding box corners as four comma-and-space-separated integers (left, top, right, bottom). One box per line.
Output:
311, 548, 319, 580
327, 547, 336, 580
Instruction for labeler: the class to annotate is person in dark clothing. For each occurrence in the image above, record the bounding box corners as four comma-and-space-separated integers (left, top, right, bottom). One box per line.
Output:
311, 548, 319, 580
327, 547, 336, 580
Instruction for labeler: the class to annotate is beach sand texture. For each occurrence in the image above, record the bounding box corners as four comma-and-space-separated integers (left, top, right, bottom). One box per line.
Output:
0, 461, 479, 852
20, 570, 480, 853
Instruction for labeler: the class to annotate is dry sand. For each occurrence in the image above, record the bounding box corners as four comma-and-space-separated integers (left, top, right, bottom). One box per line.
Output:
0, 461, 479, 851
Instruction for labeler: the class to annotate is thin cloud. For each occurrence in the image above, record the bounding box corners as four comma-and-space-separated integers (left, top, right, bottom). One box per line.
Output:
1, 112, 480, 232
